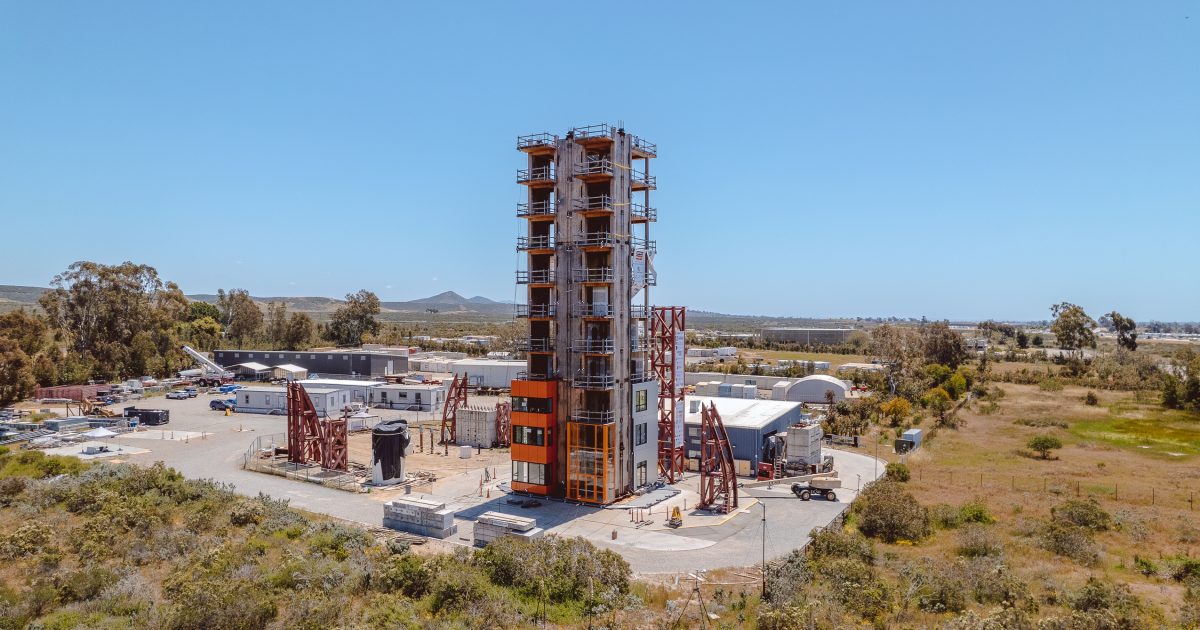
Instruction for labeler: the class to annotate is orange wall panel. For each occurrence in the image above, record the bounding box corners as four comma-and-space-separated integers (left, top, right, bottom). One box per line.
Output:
512, 442, 554, 465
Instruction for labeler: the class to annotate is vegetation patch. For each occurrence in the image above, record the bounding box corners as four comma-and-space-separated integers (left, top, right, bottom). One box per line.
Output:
1069, 407, 1200, 457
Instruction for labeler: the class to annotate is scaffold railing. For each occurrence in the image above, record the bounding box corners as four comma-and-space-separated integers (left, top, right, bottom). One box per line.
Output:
515, 304, 557, 318
573, 338, 615, 353
573, 267, 614, 283
630, 134, 657, 156
517, 200, 556, 217
575, 158, 614, 176
516, 269, 556, 284
631, 203, 657, 221
631, 170, 656, 189
523, 338, 555, 352
573, 409, 616, 423
517, 165, 556, 183
577, 302, 613, 317
572, 373, 617, 390
571, 123, 612, 140
517, 132, 557, 150
517, 235, 556, 250
576, 232, 617, 247
574, 195, 614, 212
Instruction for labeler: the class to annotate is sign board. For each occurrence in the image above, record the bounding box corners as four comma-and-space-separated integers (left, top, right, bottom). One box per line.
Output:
631, 250, 647, 295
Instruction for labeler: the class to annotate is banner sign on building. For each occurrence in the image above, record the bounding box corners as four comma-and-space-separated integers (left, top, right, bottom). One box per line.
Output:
631, 250, 647, 295
674, 329, 685, 447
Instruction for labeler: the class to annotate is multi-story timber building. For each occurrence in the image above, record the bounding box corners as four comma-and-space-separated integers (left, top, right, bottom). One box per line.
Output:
510, 124, 659, 505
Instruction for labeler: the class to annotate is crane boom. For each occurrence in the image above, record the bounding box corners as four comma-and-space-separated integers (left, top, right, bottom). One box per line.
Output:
180, 345, 232, 378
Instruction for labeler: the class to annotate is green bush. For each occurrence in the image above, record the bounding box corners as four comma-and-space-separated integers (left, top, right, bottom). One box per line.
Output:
1027, 434, 1063, 459
373, 553, 432, 598
958, 500, 994, 524
428, 563, 493, 614
1038, 378, 1064, 392
854, 481, 932, 543
1037, 520, 1099, 565
884, 462, 910, 482
1084, 390, 1100, 405
813, 557, 892, 620
1134, 555, 1158, 576
932, 503, 963, 529
806, 528, 874, 565
1052, 498, 1112, 532
473, 535, 631, 605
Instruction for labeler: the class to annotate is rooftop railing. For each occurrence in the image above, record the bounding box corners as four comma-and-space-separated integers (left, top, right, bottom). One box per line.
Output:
517, 132, 557, 150
575, 158, 613, 177
630, 134, 657, 156
571, 123, 612, 140
630, 305, 651, 318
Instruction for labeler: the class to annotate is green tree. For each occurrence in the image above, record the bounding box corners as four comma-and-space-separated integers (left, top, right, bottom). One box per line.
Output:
879, 397, 912, 427
187, 316, 223, 352
265, 301, 289, 349
218, 289, 263, 345
0, 309, 49, 357
326, 290, 381, 346
1050, 302, 1097, 359
188, 301, 221, 322
922, 320, 968, 368
1027, 435, 1063, 459
282, 313, 314, 351
1107, 311, 1138, 351
1016, 330, 1029, 349
0, 338, 37, 405
38, 261, 190, 380
1032, 334, 1044, 347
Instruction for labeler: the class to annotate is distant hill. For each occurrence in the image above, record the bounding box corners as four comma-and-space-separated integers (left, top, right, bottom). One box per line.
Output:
0, 285, 48, 305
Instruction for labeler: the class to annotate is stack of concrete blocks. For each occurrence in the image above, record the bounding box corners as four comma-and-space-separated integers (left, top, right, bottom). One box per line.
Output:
785, 422, 824, 469
456, 405, 497, 448
694, 381, 719, 396
382, 497, 457, 539
771, 381, 791, 400
738, 384, 757, 399
472, 511, 544, 547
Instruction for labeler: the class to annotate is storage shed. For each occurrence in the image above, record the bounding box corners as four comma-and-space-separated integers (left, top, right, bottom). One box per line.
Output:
369, 382, 449, 412
235, 386, 288, 414
298, 379, 385, 411
271, 364, 309, 381
227, 362, 271, 380
776, 375, 852, 404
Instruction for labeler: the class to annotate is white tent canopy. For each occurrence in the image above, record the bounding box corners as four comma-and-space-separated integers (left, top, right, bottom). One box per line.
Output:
82, 427, 117, 439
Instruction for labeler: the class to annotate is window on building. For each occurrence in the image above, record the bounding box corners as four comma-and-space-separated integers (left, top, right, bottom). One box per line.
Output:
635, 389, 648, 412
745, 379, 755, 386
512, 396, 553, 414
248, 353, 254, 359
380, 391, 388, 401
234, 353, 240, 358
688, 427, 699, 438
635, 423, 648, 446
511, 461, 546, 485
637, 461, 647, 486
513, 426, 545, 446
310, 355, 316, 359
343, 356, 348, 361
243, 394, 250, 404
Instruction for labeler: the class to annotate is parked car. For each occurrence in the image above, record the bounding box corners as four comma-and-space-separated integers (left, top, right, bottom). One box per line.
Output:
183, 388, 198, 398
165, 391, 189, 400
209, 399, 236, 411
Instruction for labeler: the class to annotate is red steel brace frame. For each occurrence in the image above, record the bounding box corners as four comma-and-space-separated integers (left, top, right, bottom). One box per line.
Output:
286, 382, 348, 472
698, 402, 738, 513
650, 306, 686, 483
440, 373, 468, 444
495, 401, 512, 447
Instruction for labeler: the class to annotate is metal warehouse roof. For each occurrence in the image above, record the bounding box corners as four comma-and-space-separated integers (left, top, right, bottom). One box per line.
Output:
298, 379, 386, 388
237, 386, 286, 393
683, 395, 801, 430
231, 362, 270, 371
273, 364, 307, 372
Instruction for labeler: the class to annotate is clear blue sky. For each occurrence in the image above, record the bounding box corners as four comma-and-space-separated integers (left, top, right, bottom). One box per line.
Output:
1, 2, 1196, 322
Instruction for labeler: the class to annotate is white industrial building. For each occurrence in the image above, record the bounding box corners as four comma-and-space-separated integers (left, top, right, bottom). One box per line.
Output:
683, 396, 806, 476
270, 364, 309, 380
298, 379, 385, 410
447, 359, 527, 389
234, 386, 287, 413
227, 362, 271, 379
369, 382, 449, 412
771, 375, 852, 404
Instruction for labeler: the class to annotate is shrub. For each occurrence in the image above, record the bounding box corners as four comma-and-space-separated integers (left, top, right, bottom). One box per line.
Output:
1027, 435, 1063, 459
1052, 498, 1111, 532
1164, 555, 1200, 583
956, 524, 1001, 558
1038, 378, 1064, 392
884, 462, 910, 482
806, 528, 874, 565
229, 501, 263, 526
932, 504, 963, 529
473, 535, 631, 605
1064, 577, 1149, 626
428, 564, 492, 614
1084, 390, 1099, 405
373, 553, 432, 598
1134, 555, 1158, 576
0, 521, 53, 559
814, 557, 892, 620
764, 548, 810, 605
1014, 417, 1068, 429
958, 500, 994, 524
1037, 520, 1098, 565
854, 481, 932, 543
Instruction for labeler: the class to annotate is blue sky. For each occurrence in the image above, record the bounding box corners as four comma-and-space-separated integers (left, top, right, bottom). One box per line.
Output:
1, 2, 1196, 321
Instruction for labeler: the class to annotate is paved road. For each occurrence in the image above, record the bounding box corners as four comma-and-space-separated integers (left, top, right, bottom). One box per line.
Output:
102, 396, 884, 573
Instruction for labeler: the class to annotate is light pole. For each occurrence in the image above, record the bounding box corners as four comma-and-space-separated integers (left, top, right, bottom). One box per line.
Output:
760, 502, 767, 600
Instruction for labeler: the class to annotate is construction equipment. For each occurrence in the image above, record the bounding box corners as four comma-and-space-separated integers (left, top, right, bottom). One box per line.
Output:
179, 345, 234, 386
439, 374, 468, 444
286, 381, 347, 471
668, 505, 683, 528
791, 476, 841, 501
697, 402, 738, 513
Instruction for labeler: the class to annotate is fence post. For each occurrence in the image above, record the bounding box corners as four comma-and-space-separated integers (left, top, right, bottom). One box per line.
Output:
980, 473, 983, 488
1151, 488, 1154, 506
1011, 476, 1014, 491
1114, 484, 1118, 501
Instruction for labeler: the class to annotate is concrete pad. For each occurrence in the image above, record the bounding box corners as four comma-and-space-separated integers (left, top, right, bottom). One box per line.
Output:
43, 441, 150, 460
118, 430, 211, 441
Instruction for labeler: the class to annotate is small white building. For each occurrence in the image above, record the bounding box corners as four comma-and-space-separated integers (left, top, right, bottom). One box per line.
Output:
448, 359, 527, 389
234, 386, 288, 414
369, 382, 449, 412
271, 364, 309, 380
774, 375, 852, 404
228, 362, 271, 380
299, 379, 385, 411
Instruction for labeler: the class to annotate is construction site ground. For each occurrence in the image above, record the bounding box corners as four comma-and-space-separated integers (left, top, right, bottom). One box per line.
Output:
62, 395, 883, 574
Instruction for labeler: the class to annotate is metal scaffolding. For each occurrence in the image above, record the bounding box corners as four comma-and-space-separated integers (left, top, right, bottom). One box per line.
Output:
651, 306, 686, 483
440, 373, 468, 444
698, 402, 738, 513
285, 382, 347, 472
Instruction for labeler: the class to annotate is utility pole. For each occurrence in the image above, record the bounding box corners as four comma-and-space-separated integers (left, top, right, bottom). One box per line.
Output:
760, 502, 767, 600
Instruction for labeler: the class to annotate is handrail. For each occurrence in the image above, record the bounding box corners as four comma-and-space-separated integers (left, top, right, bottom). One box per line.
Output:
517, 132, 557, 149
576, 233, 617, 247
574, 195, 614, 212
631, 170, 656, 188
515, 304, 557, 318
525, 372, 560, 381
573, 339, 615, 353
517, 235, 556, 250
574, 267, 615, 282
517, 166, 556, 183
572, 374, 616, 389
574, 410, 616, 423
516, 270, 556, 284
517, 200, 556, 217
577, 302, 612, 317
630, 134, 657, 156
630, 305, 651, 318
631, 203, 657, 221
524, 338, 555, 352
576, 158, 614, 176
631, 236, 656, 252
571, 123, 612, 140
